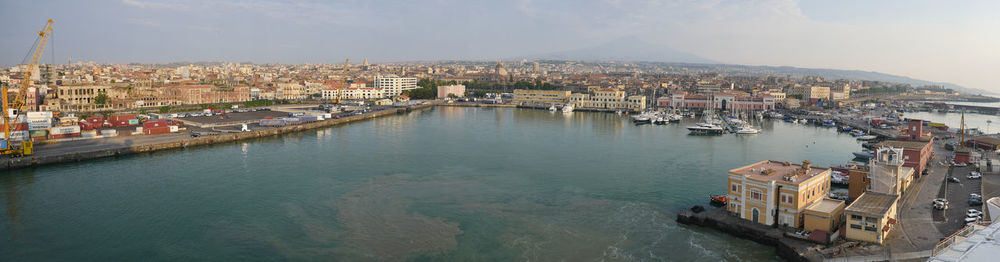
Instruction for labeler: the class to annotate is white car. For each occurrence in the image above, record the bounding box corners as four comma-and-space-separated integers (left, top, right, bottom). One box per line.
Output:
965, 216, 981, 223
968, 209, 983, 217
968, 173, 982, 179
971, 193, 983, 199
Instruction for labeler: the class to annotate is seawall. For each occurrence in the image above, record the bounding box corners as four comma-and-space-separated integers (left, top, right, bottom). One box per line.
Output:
676, 208, 819, 262
1, 103, 434, 171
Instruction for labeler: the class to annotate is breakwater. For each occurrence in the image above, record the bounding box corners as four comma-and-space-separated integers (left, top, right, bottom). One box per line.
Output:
0, 103, 434, 171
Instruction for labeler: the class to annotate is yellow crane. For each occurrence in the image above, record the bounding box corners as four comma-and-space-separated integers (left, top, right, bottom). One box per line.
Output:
335, 58, 349, 104
2, 19, 53, 157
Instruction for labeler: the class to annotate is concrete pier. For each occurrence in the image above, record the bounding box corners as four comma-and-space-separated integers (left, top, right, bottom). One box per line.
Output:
1, 103, 434, 171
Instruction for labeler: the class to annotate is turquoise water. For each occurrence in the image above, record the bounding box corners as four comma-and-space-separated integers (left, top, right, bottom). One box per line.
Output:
0, 107, 863, 261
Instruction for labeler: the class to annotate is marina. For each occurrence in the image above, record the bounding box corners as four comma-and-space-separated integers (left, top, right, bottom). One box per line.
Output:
0, 106, 865, 261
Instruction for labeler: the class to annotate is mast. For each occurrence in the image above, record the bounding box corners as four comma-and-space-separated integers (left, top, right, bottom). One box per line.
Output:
959, 110, 965, 150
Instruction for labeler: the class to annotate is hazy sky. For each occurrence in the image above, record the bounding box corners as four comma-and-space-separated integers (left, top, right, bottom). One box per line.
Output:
1, 0, 998, 91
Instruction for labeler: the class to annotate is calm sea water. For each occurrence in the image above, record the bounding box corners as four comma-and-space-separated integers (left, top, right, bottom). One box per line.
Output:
0, 107, 864, 261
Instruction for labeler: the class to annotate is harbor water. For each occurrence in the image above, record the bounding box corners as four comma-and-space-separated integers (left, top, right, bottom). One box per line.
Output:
0, 107, 864, 261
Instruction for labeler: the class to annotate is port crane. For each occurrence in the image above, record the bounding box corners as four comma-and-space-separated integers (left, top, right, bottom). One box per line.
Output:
2, 19, 53, 157
334, 58, 348, 104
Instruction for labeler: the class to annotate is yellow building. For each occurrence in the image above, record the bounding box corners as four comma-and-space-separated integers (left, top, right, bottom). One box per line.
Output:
569, 89, 647, 111
512, 89, 571, 105
802, 198, 845, 233
844, 192, 899, 245
726, 160, 834, 228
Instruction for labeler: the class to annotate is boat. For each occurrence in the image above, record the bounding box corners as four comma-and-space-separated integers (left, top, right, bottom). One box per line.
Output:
654, 117, 668, 125
687, 123, 725, 134
561, 105, 573, 113
852, 151, 874, 159
823, 120, 836, 127
548, 105, 557, 111
831, 171, 849, 185
850, 130, 865, 137
857, 135, 878, 141
709, 194, 728, 206
735, 125, 760, 134
668, 114, 682, 123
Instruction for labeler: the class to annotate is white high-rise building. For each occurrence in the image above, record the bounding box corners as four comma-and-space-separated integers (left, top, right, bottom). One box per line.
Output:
374, 75, 417, 97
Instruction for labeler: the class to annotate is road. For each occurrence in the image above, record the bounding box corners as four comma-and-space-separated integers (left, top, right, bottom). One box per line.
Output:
882, 138, 949, 252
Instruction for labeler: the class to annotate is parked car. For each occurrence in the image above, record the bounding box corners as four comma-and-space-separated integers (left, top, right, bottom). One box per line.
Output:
968, 173, 982, 179
971, 193, 982, 199
948, 176, 961, 183
190, 132, 201, 137
967, 209, 983, 218
955, 163, 968, 167
970, 198, 983, 205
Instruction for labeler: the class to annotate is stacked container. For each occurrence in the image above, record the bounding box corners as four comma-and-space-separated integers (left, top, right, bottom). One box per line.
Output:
50, 125, 82, 139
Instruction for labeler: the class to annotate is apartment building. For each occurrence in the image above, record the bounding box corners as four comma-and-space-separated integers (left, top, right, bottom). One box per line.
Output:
373, 75, 417, 97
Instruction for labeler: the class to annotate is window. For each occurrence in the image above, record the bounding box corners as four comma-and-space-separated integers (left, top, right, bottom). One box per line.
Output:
750, 189, 763, 201
866, 217, 878, 223
864, 226, 877, 232
731, 184, 740, 193
851, 215, 862, 220
781, 193, 794, 204
850, 224, 862, 230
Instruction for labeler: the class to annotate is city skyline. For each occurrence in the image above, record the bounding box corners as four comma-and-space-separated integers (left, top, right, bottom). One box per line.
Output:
1, 0, 998, 92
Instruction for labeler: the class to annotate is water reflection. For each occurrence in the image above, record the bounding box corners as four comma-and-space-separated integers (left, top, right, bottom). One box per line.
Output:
2, 169, 35, 242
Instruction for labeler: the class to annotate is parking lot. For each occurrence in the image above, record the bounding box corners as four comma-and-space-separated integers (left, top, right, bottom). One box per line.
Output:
934, 165, 984, 234
173, 110, 289, 126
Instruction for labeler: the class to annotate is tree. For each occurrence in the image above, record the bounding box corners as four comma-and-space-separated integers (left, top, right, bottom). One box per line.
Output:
159, 106, 172, 114
94, 92, 109, 106
447, 93, 458, 99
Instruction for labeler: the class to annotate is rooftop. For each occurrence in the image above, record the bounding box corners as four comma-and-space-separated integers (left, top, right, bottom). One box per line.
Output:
845, 192, 898, 216
729, 160, 830, 185
877, 140, 932, 150
804, 198, 845, 214
971, 136, 1000, 146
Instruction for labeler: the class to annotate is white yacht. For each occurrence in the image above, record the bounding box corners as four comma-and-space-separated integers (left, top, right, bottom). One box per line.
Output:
548, 105, 557, 111
561, 105, 573, 113
735, 125, 760, 134
687, 123, 726, 134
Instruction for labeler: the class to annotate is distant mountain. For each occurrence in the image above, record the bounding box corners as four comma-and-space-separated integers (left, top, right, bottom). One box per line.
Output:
522, 36, 715, 64
700, 64, 990, 95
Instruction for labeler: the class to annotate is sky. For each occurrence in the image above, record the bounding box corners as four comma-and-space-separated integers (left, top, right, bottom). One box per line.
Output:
1, 0, 998, 92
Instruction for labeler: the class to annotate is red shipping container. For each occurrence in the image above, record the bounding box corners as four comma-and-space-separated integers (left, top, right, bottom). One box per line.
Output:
143, 121, 169, 129
12, 123, 29, 131
112, 120, 136, 127
111, 114, 137, 122
87, 117, 104, 124
30, 136, 46, 142
79, 122, 94, 130
144, 126, 170, 135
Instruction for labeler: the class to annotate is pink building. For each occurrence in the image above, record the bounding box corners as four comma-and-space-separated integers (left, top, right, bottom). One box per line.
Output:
662, 91, 775, 111
437, 84, 465, 99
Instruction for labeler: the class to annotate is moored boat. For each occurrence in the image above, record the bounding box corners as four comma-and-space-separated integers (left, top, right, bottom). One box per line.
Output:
710, 194, 727, 206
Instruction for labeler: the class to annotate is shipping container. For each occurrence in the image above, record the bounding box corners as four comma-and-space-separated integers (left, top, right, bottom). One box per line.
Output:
143, 121, 170, 129
79, 121, 95, 131
26, 111, 53, 119
299, 115, 320, 122
12, 123, 29, 131
144, 126, 170, 135
100, 129, 118, 136
111, 114, 137, 122
51, 126, 81, 135
28, 119, 52, 130
50, 133, 81, 139
29, 130, 47, 138
128, 119, 140, 125
81, 130, 98, 137
87, 117, 104, 124
30, 136, 46, 142
0, 131, 30, 141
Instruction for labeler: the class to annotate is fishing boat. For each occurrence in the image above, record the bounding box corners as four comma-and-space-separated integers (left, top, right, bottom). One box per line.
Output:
709, 194, 728, 206
822, 120, 836, 127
